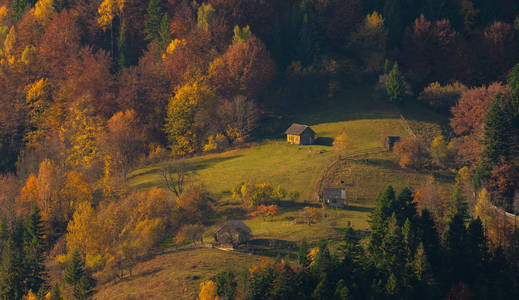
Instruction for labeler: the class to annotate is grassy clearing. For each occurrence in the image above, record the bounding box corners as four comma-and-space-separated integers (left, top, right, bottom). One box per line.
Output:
94, 248, 263, 300
98, 86, 449, 298
129, 86, 412, 202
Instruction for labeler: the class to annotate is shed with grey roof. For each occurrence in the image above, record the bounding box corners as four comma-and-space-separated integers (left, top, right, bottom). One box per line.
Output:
285, 123, 316, 145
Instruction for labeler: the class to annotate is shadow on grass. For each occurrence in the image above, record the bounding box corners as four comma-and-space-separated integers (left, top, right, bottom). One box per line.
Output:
129, 155, 243, 187
361, 158, 400, 170
190, 154, 243, 171
315, 137, 334, 146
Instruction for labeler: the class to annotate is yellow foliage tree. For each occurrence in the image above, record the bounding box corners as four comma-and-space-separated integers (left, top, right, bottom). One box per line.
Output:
61, 101, 102, 170
32, 0, 56, 25
18, 174, 39, 216
66, 201, 101, 260
0, 6, 8, 23
163, 38, 186, 59
97, 0, 126, 29
97, 0, 115, 29
37, 159, 61, 223
25, 290, 38, 300
60, 171, 93, 218
3, 26, 16, 63
350, 12, 388, 72
474, 188, 498, 240
197, 280, 222, 300
21, 45, 37, 64
26, 78, 52, 146
165, 82, 215, 155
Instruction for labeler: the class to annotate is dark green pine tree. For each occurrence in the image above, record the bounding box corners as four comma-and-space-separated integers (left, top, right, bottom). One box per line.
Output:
23, 206, 47, 294
11, 0, 28, 20
144, 0, 166, 42
476, 94, 512, 182
0, 238, 24, 300
465, 218, 487, 285
48, 284, 63, 300
402, 218, 417, 262
65, 251, 84, 286
213, 271, 237, 300
395, 187, 417, 225
386, 62, 405, 104
0, 218, 6, 241
447, 181, 468, 222
381, 215, 407, 276
334, 279, 351, 300
412, 243, 436, 299
73, 275, 95, 300
157, 13, 170, 51
441, 213, 468, 286
312, 272, 334, 300
53, 0, 68, 13
416, 209, 441, 274
297, 238, 310, 266
368, 186, 396, 257
65, 251, 95, 300
117, 19, 129, 69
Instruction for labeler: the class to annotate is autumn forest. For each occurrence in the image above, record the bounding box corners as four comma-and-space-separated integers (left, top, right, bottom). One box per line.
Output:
1, 0, 519, 299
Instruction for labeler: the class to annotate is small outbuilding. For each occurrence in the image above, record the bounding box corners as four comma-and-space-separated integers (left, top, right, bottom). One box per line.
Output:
384, 136, 401, 151
214, 220, 252, 248
285, 123, 316, 145
320, 188, 347, 209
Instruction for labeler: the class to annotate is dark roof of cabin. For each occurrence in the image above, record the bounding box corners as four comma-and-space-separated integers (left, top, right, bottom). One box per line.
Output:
322, 188, 345, 199
285, 123, 315, 135
215, 220, 251, 235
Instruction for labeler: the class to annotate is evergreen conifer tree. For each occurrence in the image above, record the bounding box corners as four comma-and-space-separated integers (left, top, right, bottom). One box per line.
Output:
144, 0, 166, 41
23, 206, 47, 295
157, 13, 170, 51
64, 251, 85, 287
386, 62, 405, 104
118, 19, 128, 69
48, 284, 62, 300
0, 238, 24, 300
481, 95, 512, 167
442, 214, 468, 286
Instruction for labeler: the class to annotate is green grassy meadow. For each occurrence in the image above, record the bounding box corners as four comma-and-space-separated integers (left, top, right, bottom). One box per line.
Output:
97, 86, 447, 299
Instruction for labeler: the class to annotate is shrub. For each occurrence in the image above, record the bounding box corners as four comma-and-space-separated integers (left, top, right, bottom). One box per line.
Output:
393, 137, 430, 170
418, 81, 467, 113
176, 224, 204, 245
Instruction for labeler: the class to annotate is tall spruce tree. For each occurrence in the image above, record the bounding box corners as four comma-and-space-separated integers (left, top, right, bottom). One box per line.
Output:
442, 213, 468, 286
368, 186, 397, 257
118, 19, 129, 69
386, 62, 405, 104
157, 13, 170, 51
48, 284, 63, 300
65, 251, 95, 300
0, 238, 24, 300
144, 0, 166, 41
23, 206, 47, 294
477, 94, 512, 182
64, 251, 85, 287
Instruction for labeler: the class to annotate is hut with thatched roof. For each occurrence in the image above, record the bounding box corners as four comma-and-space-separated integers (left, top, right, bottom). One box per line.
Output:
214, 220, 252, 248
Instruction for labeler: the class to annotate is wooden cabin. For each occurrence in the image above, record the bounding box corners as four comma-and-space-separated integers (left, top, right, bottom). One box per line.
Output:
285, 123, 316, 145
320, 188, 347, 208
384, 136, 401, 151
214, 220, 252, 248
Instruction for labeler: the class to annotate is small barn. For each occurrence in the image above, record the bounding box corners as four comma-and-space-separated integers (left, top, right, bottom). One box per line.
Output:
320, 188, 347, 208
214, 220, 252, 248
384, 136, 401, 151
285, 123, 316, 145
